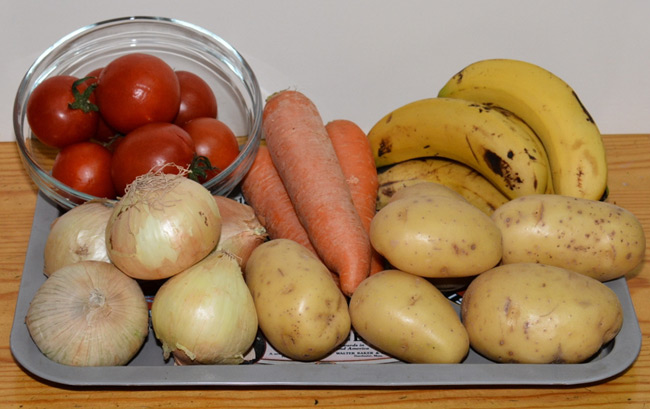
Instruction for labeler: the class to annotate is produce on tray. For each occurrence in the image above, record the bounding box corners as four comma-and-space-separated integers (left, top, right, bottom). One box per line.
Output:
366, 97, 550, 199
245, 239, 351, 361
151, 251, 258, 365
95, 53, 181, 134
212, 195, 268, 269
369, 182, 503, 278
241, 145, 318, 255
461, 263, 623, 364
262, 90, 372, 296
183, 117, 241, 184
26, 75, 100, 149
325, 119, 384, 275
173, 70, 219, 127
375, 157, 509, 215
350, 269, 469, 363
105, 171, 222, 280
25, 52, 241, 199
386, 179, 468, 204
438, 58, 608, 201
492, 194, 646, 281
23, 57, 646, 367
25, 260, 149, 366
110, 122, 196, 196
51, 141, 116, 199
43, 199, 113, 275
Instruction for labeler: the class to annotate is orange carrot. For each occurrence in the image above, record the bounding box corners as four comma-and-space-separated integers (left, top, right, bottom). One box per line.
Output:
241, 145, 316, 255
263, 90, 371, 296
325, 119, 384, 275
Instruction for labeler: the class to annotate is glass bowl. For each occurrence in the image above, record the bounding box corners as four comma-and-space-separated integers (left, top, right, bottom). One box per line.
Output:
14, 16, 262, 210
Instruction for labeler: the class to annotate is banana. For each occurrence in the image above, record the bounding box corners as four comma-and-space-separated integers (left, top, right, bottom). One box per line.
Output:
367, 97, 549, 199
438, 58, 606, 200
493, 106, 555, 194
376, 157, 509, 215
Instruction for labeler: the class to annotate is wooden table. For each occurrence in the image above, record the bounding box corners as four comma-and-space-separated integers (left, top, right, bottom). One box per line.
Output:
2, 136, 649, 408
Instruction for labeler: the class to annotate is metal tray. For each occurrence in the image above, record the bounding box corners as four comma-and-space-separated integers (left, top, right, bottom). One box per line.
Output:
10, 193, 643, 386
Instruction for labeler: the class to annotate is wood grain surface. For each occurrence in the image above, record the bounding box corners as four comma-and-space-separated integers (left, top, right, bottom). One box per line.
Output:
1, 136, 649, 408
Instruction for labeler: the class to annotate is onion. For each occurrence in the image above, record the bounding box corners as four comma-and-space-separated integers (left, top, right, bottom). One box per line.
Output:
106, 172, 222, 280
43, 200, 114, 276
151, 250, 258, 365
25, 261, 149, 366
213, 195, 267, 268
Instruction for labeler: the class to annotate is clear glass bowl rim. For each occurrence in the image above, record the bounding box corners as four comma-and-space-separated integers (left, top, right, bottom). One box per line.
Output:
13, 15, 263, 209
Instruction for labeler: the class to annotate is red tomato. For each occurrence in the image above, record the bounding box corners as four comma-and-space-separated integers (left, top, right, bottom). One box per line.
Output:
85, 67, 119, 144
182, 117, 240, 183
26, 75, 99, 148
85, 67, 104, 83
173, 70, 218, 126
111, 122, 196, 196
51, 141, 116, 199
92, 116, 120, 144
95, 53, 181, 134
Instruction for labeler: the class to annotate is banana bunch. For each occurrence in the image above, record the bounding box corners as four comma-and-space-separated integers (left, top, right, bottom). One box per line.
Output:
367, 58, 608, 203
438, 58, 607, 201
376, 157, 509, 215
368, 97, 550, 200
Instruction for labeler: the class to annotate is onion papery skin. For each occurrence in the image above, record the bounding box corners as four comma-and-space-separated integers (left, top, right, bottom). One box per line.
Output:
106, 174, 222, 280
25, 261, 149, 366
44, 200, 114, 276
151, 251, 258, 365
213, 195, 267, 268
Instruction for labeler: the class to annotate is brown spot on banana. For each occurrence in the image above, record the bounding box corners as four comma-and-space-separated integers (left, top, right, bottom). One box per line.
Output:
576, 167, 584, 191
453, 70, 464, 84
378, 138, 392, 157
466, 135, 480, 163
523, 147, 538, 161
483, 150, 524, 191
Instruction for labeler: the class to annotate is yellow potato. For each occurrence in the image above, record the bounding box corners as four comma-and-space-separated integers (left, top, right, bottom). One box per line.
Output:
349, 269, 469, 363
370, 193, 502, 277
461, 263, 623, 364
491, 194, 646, 281
244, 239, 350, 361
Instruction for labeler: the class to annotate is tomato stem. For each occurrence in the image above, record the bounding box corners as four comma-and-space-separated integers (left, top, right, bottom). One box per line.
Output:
188, 155, 218, 182
68, 77, 99, 113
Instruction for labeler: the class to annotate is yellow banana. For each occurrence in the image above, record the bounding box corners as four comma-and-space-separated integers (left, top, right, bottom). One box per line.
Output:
494, 106, 555, 194
376, 158, 509, 215
438, 58, 606, 200
367, 97, 549, 199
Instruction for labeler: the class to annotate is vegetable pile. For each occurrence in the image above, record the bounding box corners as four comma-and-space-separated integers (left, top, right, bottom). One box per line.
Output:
26, 52, 241, 199
24, 59, 646, 367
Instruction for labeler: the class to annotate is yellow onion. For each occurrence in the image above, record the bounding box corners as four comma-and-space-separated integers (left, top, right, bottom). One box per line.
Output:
106, 173, 222, 280
43, 200, 114, 276
151, 250, 258, 365
25, 261, 149, 366
213, 195, 267, 268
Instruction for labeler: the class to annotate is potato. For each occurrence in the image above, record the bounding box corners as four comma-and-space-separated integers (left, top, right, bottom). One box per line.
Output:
349, 269, 469, 363
370, 191, 502, 277
461, 263, 623, 364
491, 194, 646, 281
244, 239, 350, 361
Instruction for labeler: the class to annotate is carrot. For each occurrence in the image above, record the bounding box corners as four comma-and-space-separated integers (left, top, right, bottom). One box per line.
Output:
325, 119, 384, 275
241, 145, 316, 255
263, 90, 371, 296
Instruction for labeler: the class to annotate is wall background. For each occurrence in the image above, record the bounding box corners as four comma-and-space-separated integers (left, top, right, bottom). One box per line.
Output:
2, 0, 649, 142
